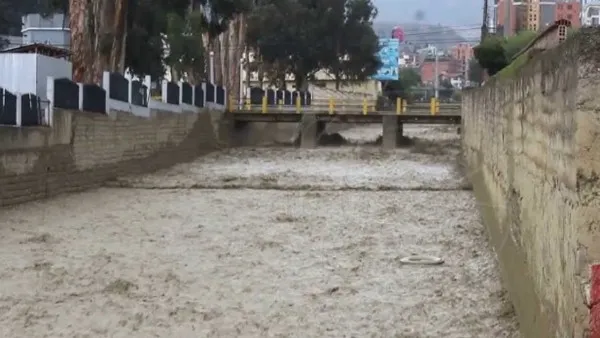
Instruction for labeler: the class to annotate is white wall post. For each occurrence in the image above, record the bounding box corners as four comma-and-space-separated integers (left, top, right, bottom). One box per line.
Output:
161, 80, 168, 103
102, 71, 110, 107
239, 57, 244, 109
143, 75, 151, 104
45, 76, 54, 126
209, 51, 215, 84
77, 83, 84, 111
15, 93, 22, 126
178, 80, 184, 105
201, 82, 208, 108
127, 77, 133, 104
191, 84, 195, 107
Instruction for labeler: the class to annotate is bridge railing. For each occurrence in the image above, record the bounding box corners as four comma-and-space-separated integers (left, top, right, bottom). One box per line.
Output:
228, 95, 460, 116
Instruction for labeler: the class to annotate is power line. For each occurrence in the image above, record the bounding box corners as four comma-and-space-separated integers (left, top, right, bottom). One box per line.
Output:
4, 37, 482, 52
401, 27, 482, 37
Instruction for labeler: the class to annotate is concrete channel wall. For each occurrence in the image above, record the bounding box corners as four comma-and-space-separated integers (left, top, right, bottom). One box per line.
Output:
0, 109, 229, 206
462, 29, 600, 337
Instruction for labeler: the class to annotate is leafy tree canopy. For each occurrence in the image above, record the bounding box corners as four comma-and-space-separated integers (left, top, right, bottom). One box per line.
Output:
246, 0, 381, 89
473, 35, 508, 76
382, 67, 421, 101
164, 10, 207, 83
474, 31, 537, 76
503, 30, 537, 60
467, 58, 482, 84
324, 0, 381, 89
30, 0, 248, 79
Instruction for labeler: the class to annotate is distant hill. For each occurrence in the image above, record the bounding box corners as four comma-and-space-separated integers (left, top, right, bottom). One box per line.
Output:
373, 22, 469, 49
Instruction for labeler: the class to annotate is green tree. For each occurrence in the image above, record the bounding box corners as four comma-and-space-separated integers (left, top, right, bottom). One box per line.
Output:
474, 31, 537, 77
438, 78, 454, 100
247, 0, 320, 89
503, 30, 536, 61
164, 11, 206, 83
40, 0, 245, 81
473, 35, 507, 76
467, 59, 482, 84
382, 67, 421, 101
246, 0, 380, 90
324, 0, 381, 89
193, 0, 250, 40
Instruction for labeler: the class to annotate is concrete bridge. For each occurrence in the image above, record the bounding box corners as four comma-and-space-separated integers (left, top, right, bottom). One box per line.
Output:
228, 99, 461, 148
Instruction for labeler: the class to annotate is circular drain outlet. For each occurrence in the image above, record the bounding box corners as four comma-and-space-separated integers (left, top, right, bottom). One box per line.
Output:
399, 255, 444, 266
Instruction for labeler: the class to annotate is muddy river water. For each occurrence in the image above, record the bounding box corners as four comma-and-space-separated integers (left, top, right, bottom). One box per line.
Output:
0, 125, 518, 337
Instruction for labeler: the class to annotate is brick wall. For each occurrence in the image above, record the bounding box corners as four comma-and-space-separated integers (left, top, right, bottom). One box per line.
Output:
0, 108, 228, 207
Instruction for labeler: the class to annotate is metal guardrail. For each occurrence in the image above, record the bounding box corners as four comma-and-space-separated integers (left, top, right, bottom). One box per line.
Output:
229, 96, 460, 116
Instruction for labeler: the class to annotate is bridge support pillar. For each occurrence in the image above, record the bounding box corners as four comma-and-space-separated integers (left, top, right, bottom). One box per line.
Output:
300, 113, 318, 148
382, 115, 402, 149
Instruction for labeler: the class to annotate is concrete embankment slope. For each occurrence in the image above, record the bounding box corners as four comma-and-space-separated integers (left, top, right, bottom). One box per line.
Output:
0, 108, 300, 207
0, 109, 225, 207
462, 28, 600, 337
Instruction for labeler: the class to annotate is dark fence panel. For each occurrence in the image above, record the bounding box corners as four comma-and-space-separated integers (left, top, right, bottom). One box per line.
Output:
131, 80, 148, 107
266, 89, 276, 105
276, 90, 284, 104
205, 83, 215, 102
250, 87, 264, 104
306, 91, 312, 105
20, 94, 42, 126
0, 88, 17, 125
292, 91, 299, 106
82, 84, 106, 113
181, 82, 193, 104
283, 90, 292, 105
165, 82, 180, 105
0, 88, 4, 124
216, 85, 225, 105
54, 78, 79, 110
194, 85, 204, 107
109, 72, 128, 102
298, 91, 311, 106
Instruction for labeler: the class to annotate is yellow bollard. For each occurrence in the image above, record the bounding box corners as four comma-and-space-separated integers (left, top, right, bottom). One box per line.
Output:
396, 97, 401, 115
328, 97, 334, 114
362, 98, 368, 115
295, 95, 301, 113
435, 98, 440, 115
430, 97, 436, 115
228, 95, 235, 111
245, 97, 251, 111
262, 95, 267, 113
278, 99, 283, 111
402, 99, 407, 113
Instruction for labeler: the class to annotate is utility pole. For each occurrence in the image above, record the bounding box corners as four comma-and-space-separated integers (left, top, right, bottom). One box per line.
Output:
480, 0, 490, 85
482, 0, 489, 41
433, 46, 439, 98
465, 57, 470, 87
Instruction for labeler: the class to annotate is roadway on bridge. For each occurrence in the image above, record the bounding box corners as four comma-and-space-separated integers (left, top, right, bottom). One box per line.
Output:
229, 101, 461, 125
0, 125, 516, 337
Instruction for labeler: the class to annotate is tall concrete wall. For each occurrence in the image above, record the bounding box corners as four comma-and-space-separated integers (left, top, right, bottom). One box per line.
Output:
0, 109, 229, 207
462, 29, 600, 337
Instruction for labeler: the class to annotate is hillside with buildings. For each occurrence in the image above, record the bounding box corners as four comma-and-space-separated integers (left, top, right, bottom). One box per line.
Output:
373, 22, 472, 49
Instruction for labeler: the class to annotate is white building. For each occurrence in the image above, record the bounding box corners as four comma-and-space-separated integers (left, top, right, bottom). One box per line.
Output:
581, 1, 600, 26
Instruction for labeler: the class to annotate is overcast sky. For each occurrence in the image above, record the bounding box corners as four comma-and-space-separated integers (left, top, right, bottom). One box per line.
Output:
372, 0, 483, 26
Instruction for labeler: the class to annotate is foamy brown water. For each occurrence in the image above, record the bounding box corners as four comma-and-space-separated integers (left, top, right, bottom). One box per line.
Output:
0, 125, 518, 337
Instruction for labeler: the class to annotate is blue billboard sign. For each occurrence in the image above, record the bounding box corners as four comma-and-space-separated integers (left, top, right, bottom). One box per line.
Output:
372, 38, 399, 81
